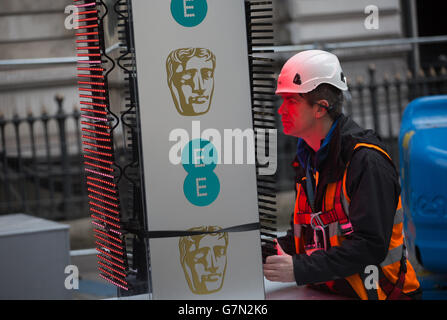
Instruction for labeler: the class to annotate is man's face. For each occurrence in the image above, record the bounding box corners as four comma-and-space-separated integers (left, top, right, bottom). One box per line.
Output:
278, 93, 316, 138
182, 234, 227, 294
171, 56, 215, 116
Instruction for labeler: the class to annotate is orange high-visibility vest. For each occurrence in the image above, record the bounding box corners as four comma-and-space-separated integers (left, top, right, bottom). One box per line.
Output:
293, 143, 420, 300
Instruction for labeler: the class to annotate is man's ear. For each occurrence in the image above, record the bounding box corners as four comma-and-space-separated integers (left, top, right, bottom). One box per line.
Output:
315, 99, 329, 119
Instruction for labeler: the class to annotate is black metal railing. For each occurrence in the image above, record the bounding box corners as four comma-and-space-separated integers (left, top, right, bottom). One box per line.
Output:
277, 65, 447, 190
0, 95, 87, 220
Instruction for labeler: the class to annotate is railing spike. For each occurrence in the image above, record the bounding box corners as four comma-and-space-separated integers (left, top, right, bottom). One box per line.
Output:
429, 66, 437, 77
356, 75, 364, 84
418, 68, 425, 77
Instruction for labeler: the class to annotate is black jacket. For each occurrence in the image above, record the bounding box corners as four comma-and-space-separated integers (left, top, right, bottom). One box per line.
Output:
277, 114, 400, 290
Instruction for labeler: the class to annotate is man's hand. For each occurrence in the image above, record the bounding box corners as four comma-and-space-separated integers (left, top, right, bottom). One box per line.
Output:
263, 254, 295, 282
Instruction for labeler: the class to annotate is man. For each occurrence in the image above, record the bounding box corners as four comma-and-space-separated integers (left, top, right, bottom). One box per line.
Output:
179, 226, 228, 294
263, 50, 421, 300
166, 47, 216, 116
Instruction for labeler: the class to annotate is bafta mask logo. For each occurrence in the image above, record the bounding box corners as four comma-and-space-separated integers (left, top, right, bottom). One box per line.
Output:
166, 48, 216, 116
179, 226, 228, 294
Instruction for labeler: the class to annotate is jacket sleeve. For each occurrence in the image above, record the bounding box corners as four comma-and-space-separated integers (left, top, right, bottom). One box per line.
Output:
292, 148, 400, 285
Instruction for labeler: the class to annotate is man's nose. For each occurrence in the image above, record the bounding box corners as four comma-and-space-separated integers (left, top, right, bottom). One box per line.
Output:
278, 101, 285, 115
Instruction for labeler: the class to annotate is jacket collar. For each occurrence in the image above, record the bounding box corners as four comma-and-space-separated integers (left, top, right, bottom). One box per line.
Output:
296, 116, 342, 178
294, 114, 381, 183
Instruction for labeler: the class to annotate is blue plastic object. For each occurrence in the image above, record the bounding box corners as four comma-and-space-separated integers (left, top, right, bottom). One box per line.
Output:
399, 95, 447, 273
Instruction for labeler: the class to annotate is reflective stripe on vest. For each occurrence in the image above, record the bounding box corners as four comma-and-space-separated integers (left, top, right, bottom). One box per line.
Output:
380, 244, 404, 268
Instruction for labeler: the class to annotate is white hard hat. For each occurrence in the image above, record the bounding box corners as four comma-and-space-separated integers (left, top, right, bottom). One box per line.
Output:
276, 50, 348, 95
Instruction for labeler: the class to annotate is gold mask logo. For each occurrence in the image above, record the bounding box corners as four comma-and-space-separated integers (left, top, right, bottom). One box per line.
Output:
179, 226, 228, 294
166, 48, 216, 116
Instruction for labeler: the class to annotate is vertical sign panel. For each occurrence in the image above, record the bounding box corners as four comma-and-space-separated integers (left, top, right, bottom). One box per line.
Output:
132, 0, 264, 299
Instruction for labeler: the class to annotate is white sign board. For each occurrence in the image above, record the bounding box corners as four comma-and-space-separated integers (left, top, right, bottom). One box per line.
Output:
132, 0, 265, 299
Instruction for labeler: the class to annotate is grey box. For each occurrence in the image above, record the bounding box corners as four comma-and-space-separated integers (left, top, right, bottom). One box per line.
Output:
0, 214, 71, 299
